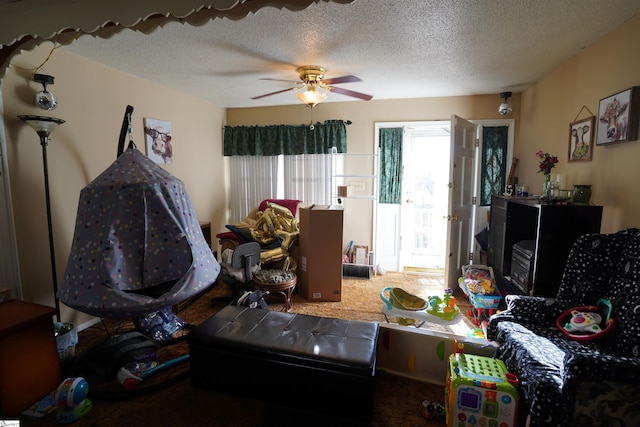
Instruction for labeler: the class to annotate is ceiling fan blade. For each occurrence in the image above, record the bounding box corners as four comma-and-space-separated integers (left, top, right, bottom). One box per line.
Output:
322, 75, 361, 85
259, 78, 302, 84
327, 86, 373, 101
251, 87, 297, 100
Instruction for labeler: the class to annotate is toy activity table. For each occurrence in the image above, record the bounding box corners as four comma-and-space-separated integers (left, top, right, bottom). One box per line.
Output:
445, 351, 520, 427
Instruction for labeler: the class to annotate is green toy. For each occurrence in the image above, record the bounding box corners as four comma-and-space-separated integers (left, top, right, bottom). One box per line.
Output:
427, 288, 460, 321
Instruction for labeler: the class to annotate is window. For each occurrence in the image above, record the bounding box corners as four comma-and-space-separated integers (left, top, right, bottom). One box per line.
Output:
480, 126, 509, 206
229, 154, 332, 222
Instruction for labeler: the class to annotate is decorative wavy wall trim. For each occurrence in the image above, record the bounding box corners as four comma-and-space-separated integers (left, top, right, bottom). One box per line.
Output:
0, 0, 354, 78
1, 0, 355, 48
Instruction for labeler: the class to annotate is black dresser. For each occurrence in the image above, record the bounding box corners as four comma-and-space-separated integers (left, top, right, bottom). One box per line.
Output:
488, 195, 603, 298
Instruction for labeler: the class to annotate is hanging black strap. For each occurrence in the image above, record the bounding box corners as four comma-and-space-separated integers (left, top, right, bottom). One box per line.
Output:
117, 105, 134, 158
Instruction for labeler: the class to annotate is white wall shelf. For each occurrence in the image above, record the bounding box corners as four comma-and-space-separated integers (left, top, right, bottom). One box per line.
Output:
331, 148, 379, 276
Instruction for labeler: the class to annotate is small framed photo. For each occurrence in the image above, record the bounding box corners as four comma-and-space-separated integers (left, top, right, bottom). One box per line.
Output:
143, 118, 173, 164
568, 116, 594, 162
351, 245, 369, 265
596, 86, 640, 146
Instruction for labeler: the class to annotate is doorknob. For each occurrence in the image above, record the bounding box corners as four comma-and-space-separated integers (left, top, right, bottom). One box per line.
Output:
406, 199, 414, 204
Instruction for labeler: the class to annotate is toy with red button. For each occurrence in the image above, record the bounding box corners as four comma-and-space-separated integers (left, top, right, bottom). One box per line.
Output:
556, 298, 615, 341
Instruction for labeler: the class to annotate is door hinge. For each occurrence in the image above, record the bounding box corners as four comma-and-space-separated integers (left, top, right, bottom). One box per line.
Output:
448, 182, 456, 189
475, 138, 480, 148
472, 196, 477, 205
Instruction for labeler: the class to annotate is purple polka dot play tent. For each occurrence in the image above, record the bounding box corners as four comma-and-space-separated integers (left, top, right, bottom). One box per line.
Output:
58, 147, 220, 318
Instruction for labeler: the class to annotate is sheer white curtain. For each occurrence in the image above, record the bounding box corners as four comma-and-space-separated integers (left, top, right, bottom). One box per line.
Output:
229, 153, 332, 221
283, 153, 332, 205
229, 156, 278, 222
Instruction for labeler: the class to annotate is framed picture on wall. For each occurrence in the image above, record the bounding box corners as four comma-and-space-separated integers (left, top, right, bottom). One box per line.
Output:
596, 86, 640, 146
568, 116, 594, 162
143, 118, 173, 164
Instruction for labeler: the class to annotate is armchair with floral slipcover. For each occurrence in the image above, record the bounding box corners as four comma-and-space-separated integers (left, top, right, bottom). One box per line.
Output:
216, 199, 303, 272
487, 228, 640, 426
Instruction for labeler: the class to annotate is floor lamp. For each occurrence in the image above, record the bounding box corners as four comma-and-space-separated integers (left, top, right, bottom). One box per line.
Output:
18, 115, 66, 322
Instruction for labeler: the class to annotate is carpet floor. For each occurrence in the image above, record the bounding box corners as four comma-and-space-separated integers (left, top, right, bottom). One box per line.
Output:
20, 271, 480, 427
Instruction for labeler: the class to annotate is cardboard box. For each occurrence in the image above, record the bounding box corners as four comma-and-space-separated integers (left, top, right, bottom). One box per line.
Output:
298, 205, 343, 301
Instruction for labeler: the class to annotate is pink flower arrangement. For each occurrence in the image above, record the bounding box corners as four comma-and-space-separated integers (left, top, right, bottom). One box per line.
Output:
536, 150, 558, 175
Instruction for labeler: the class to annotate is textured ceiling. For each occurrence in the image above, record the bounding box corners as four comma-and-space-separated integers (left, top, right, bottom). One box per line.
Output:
5, 0, 640, 108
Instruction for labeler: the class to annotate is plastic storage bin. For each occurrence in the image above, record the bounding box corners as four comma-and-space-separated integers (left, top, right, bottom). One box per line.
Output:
460, 265, 502, 309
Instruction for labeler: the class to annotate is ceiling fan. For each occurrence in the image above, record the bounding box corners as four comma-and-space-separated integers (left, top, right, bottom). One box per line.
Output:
251, 65, 373, 107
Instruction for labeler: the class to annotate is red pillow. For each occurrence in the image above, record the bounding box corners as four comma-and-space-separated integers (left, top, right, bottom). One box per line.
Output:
215, 231, 241, 242
258, 199, 302, 216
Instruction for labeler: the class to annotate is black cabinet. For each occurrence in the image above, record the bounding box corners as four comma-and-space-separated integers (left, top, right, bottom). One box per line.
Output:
488, 195, 603, 298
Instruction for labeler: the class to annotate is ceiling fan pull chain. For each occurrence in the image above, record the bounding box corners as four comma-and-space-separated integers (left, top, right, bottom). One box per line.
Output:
309, 105, 315, 130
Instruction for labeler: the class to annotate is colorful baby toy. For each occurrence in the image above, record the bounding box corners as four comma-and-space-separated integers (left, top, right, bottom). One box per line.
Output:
54, 377, 92, 424
556, 298, 615, 341
427, 288, 460, 321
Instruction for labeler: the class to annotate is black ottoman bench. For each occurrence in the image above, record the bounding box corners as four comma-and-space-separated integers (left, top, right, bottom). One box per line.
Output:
188, 305, 379, 422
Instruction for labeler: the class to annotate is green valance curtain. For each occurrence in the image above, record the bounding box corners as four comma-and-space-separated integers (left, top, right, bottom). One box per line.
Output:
379, 127, 403, 204
223, 120, 347, 156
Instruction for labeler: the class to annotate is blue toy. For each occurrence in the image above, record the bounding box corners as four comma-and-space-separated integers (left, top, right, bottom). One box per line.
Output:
117, 354, 190, 390
54, 377, 92, 424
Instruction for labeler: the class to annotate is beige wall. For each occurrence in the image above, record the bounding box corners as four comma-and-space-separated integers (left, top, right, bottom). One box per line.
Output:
227, 94, 519, 252
2, 43, 226, 325
227, 14, 640, 258
516, 14, 640, 233
3, 12, 638, 324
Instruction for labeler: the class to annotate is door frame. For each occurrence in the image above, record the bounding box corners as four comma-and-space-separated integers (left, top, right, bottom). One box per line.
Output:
0, 98, 22, 300
374, 120, 452, 273
374, 119, 515, 274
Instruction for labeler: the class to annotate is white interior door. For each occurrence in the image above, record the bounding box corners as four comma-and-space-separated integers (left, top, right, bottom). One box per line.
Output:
399, 127, 450, 270
445, 115, 478, 289
399, 134, 417, 267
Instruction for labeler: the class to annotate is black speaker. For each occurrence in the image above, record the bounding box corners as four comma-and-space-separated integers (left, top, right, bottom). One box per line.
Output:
510, 240, 535, 295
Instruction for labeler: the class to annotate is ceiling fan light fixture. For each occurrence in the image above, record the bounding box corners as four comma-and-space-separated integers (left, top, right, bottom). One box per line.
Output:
499, 91, 513, 115
253, 64, 371, 104
296, 84, 327, 108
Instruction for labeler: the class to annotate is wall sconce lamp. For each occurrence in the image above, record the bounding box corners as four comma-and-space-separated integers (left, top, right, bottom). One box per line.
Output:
498, 91, 513, 116
17, 114, 66, 322
33, 73, 58, 111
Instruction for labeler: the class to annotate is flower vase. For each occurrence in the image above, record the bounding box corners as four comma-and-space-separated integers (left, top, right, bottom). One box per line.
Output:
543, 174, 551, 195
